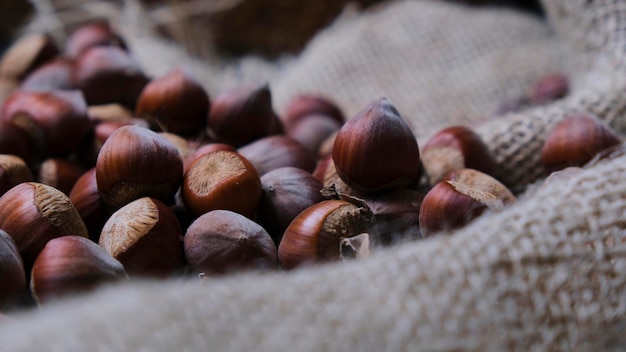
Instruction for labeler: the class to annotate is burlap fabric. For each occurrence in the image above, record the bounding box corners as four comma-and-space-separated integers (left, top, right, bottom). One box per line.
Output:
2, 0, 626, 350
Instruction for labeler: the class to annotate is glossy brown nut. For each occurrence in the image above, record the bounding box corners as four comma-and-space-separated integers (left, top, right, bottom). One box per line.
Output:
287, 113, 342, 156
72, 46, 149, 109
136, 68, 210, 136
38, 158, 86, 195
0, 230, 26, 309
282, 94, 344, 132
30, 235, 127, 304
0, 154, 34, 196
208, 83, 276, 147
182, 150, 262, 218
258, 167, 324, 245
88, 103, 133, 122
0, 90, 92, 156
421, 125, 496, 186
99, 197, 184, 277
185, 143, 236, 173
278, 199, 376, 269
64, 21, 127, 58
238, 135, 316, 176
332, 98, 421, 193
69, 168, 109, 242
0, 122, 35, 164
541, 112, 622, 173
419, 180, 502, 237
20, 57, 75, 92
0, 182, 88, 271
445, 168, 516, 206
529, 73, 569, 105
184, 209, 277, 276
95, 125, 183, 210
0, 33, 59, 81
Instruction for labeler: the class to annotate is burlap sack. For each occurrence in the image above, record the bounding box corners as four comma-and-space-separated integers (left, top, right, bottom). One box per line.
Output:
3, 0, 626, 350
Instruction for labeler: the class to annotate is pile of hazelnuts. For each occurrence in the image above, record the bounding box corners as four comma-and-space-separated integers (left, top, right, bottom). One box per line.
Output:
0, 21, 622, 314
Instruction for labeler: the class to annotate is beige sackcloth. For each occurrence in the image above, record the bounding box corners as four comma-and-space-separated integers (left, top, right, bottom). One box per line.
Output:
3, 0, 626, 350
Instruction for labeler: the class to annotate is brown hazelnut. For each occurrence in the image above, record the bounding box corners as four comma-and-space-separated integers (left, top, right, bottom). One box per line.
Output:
0, 154, 34, 196
238, 135, 316, 176
88, 103, 134, 122
287, 113, 342, 156
182, 150, 262, 218
184, 209, 277, 276
69, 168, 109, 242
38, 158, 86, 195
281, 94, 344, 132
419, 181, 490, 237
0, 182, 88, 271
1, 90, 92, 157
278, 199, 376, 269
0, 230, 26, 309
185, 142, 236, 172
0, 33, 59, 82
64, 21, 127, 58
421, 125, 496, 186
20, 57, 75, 92
529, 73, 569, 105
72, 46, 149, 109
332, 98, 421, 193
99, 197, 184, 277
0, 122, 35, 164
30, 235, 127, 304
541, 112, 622, 173
258, 167, 324, 245
445, 168, 516, 205
207, 83, 276, 147
136, 68, 210, 136
95, 125, 183, 210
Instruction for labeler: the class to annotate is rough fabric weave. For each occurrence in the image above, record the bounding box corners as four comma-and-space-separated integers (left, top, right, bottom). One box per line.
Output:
2, 0, 626, 351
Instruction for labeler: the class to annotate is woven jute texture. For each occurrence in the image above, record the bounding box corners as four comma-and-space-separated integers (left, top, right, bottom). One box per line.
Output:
3, 0, 626, 351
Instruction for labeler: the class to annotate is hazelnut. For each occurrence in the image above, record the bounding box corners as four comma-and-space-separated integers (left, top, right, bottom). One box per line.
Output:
0, 154, 34, 196
208, 83, 276, 147
287, 113, 342, 156
0, 230, 26, 309
185, 142, 236, 172
281, 94, 344, 132
87, 103, 133, 122
99, 197, 184, 277
0, 182, 88, 271
30, 235, 127, 304
64, 21, 127, 58
278, 199, 376, 269
0, 33, 59, 82
72, 46, 149, 109
182, 150, 262, 218
95, 125, 183, 210
445, 168, 516, 205
421, 125, 496, 186
38, 158, 86, 195
0, 90, 92, 157
529, 73, 569, 105
419, 168, 514, 237
184, 209, 277, 276
541, 112, 622, 173
0, 122, 35, 164
136, 68, 210, 136
258, 167, 325, 245
69, 168, 109, 242
20, 57, 75, 92
238, 135, 316, 176
332, 98, 421, 193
